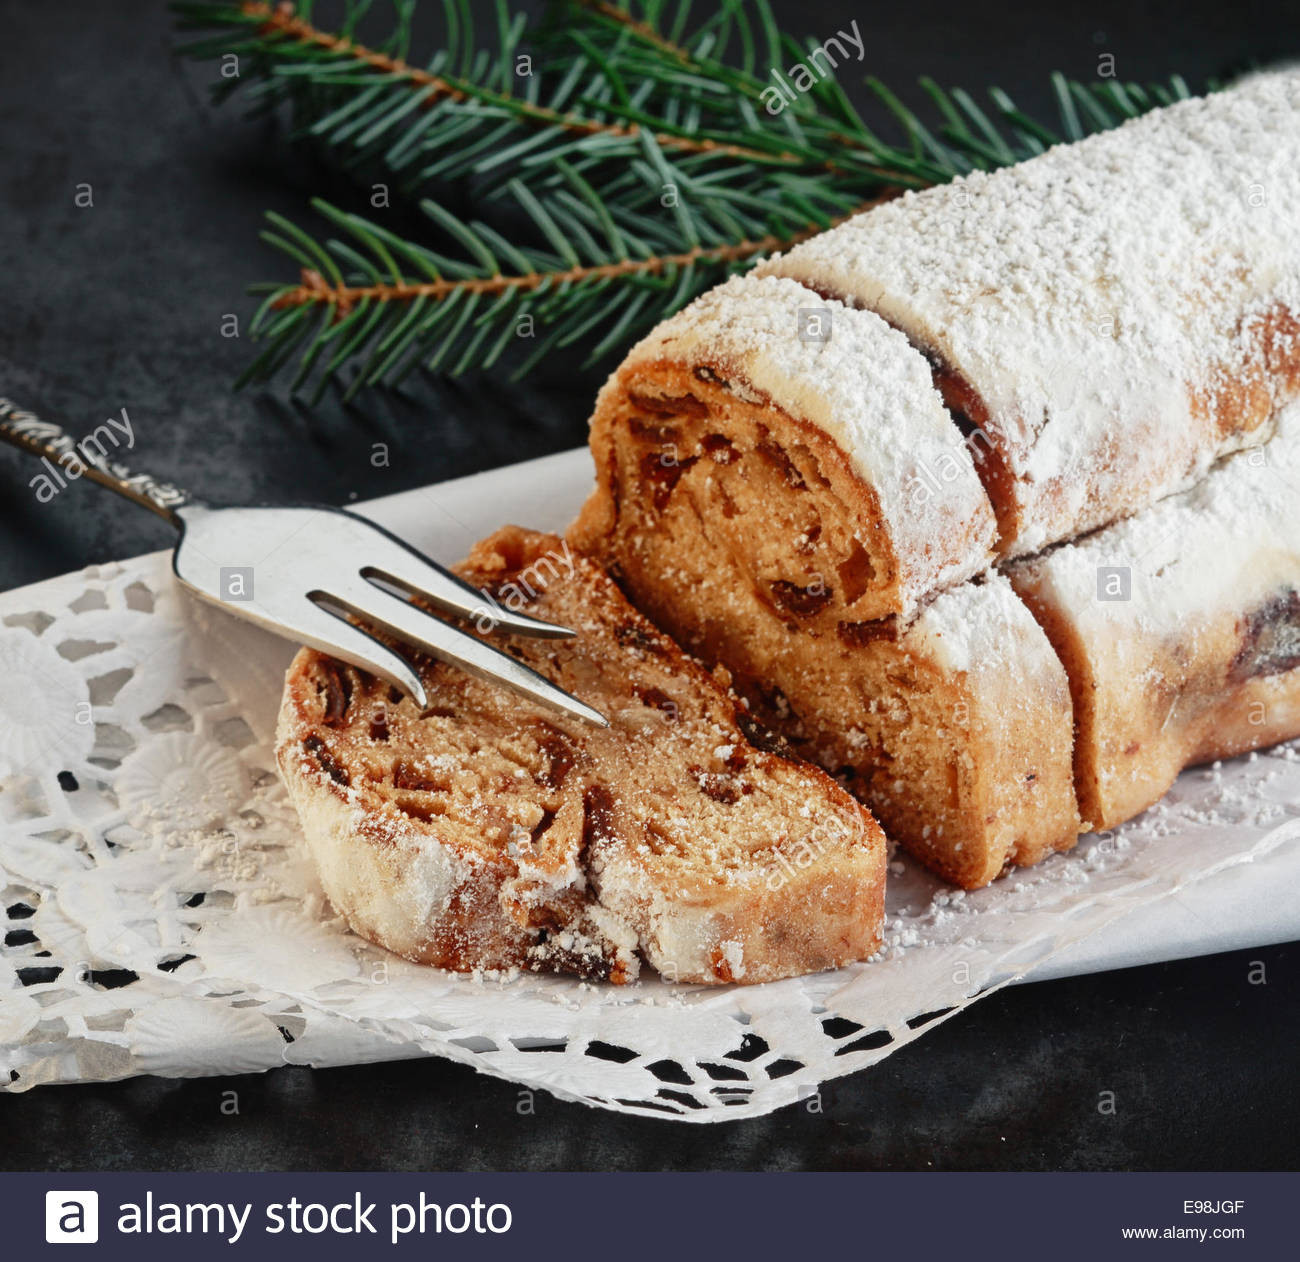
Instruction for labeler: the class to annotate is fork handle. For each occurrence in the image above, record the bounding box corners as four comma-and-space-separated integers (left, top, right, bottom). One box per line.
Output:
0, 396, 191, 526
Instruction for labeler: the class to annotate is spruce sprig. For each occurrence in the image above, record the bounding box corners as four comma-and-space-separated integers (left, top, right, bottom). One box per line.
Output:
173, 0, 1197, 399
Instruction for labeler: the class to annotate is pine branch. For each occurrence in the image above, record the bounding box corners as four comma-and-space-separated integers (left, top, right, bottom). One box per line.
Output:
173, 0, 1201, 397
225, 0, 808, 165
176, 0, 843, 180
245, 180, 892, 402
272, 225, 810, 314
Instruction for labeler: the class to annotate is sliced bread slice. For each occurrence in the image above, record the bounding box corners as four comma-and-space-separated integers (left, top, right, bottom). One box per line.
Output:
572, 273, 997, 629
276, 526, 886, 985
1009, 401, 1300, 831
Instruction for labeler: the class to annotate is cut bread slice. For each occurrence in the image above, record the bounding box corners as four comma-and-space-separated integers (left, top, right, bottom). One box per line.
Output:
573, 444, 1080, 889
276, 526, 886, 985
569, 272, 1079, 887
1009, 401, 1300, 832
572, 273, 997, 629
758, 72, 1300, 558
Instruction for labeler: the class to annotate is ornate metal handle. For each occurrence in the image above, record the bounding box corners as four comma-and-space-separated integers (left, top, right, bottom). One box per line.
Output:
0, 396, 191, 526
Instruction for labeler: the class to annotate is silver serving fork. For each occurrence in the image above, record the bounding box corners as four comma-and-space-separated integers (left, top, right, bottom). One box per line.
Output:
0, 398, 607, 725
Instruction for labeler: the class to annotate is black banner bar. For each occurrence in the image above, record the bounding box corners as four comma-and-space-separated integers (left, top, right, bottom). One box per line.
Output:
3, 1172, 1293, 1260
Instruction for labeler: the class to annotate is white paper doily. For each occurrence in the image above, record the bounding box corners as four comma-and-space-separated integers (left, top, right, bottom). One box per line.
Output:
2, 543, 1299, 1121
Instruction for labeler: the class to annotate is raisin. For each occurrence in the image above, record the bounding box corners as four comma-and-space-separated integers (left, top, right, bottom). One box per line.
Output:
736, 711, 795, 757
318, 662, 351, 726
393, 761, 440, 792
639, 451, 696, 512
837, 618, 898, 646
701, 433, 737, 464
1230, 588, 1300, 682
793, 524, 822, 556
690, 766, 742, 805
635, 685, 679, 720
626, 389, 709, 418
582, 784, 617, 850
615, 621, 665, 654
755, 438, 806, 489
303, 734, 349, 786
626, 417, 679, 444
535, 725, 577, 789
769, 580, 832, 618
710, 949, 736, 984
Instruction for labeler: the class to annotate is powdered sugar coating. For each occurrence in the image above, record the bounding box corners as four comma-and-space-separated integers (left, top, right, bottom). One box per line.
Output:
621, 273, 997, 613
1012, 400, 1300, 638
758, 72, 1300, 556
905, 570, 1062, 678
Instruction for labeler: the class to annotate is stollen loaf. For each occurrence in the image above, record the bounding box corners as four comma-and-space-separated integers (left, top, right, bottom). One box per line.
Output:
573, 74, 1300, 888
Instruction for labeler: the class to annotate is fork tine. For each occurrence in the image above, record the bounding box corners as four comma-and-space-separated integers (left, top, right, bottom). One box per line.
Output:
346, 511, 576, 639
295, 602, 430, 709
324, 584, 609, 727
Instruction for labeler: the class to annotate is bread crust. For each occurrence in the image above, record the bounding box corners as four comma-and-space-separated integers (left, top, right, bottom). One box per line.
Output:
277, 527, 886, 984
759, 74, 1300, 558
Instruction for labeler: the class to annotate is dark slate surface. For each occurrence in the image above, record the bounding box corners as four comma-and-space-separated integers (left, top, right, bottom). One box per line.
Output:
4, 944, 1297, 1171
2, 0, 1298, 1171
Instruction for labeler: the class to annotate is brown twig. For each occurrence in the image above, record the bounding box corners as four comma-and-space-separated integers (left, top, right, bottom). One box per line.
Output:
270, 196, 897, 316
577, 0, 696, 64
240, 1, 815, 167
275, 238, 780, 315
574, 0, 922, 182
